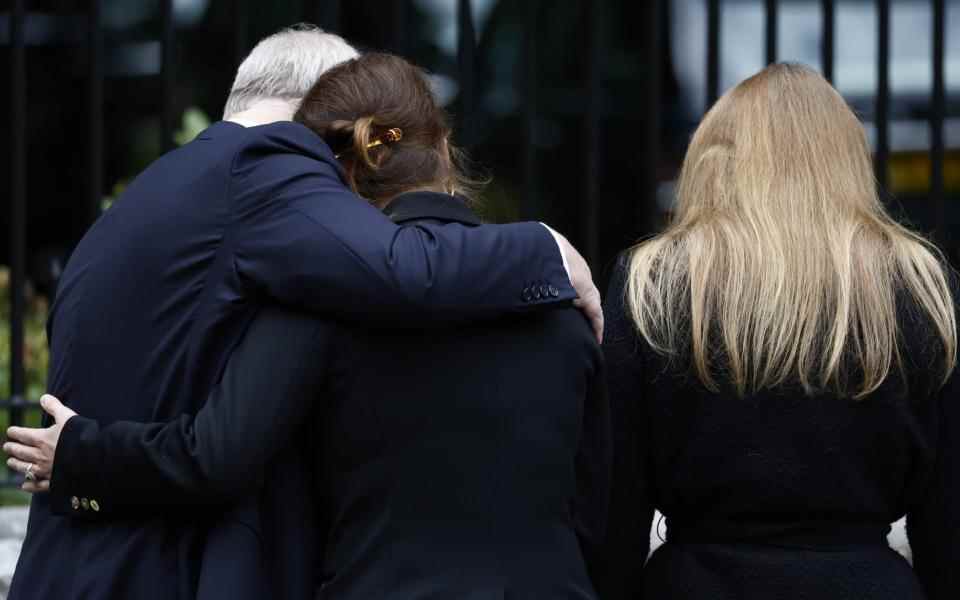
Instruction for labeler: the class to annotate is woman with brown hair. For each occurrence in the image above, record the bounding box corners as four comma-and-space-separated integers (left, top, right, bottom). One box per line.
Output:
6, 53, 609, 599
597, 62, 958, 599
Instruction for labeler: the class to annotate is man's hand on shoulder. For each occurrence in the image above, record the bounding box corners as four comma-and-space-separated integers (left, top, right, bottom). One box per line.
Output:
541, 224, 603, 343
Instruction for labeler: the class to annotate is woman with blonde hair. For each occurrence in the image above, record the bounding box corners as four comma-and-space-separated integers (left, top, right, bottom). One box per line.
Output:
597, 63, 958, 599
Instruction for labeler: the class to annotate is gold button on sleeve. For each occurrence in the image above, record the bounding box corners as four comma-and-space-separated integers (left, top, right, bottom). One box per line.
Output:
80, 498, 90, 511
70, 496, 80, 510
90, 499, 100, 512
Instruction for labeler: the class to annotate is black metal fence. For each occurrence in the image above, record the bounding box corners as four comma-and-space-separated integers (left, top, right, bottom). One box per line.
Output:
1, 0, 954, 487
8, 0, 27, 446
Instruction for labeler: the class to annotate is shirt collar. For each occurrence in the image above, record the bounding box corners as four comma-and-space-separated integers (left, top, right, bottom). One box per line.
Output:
383, 191, 482, 226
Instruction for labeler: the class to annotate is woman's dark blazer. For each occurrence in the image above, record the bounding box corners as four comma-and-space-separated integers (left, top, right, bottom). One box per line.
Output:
47, 192, 611, 600
594, 258, 960, 600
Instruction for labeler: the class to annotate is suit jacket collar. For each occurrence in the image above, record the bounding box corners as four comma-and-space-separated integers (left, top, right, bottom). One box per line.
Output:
383, 191, 482, 226
196, 120, 244, 140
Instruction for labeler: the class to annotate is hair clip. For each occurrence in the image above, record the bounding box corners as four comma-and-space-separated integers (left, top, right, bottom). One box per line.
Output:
335, 127, 403, 160
365, 127, 403, 150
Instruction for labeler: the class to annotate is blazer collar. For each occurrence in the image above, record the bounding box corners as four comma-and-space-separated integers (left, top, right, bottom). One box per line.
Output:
196, 120, 244, 140
383, 191, 482, 226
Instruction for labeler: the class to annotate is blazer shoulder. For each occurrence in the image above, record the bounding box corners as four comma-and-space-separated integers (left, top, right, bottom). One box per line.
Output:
226, 122, 349, 211
230, 121, 341, 174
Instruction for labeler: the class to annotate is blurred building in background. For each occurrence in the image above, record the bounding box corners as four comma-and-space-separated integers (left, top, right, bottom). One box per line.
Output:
0, 0, 956, 485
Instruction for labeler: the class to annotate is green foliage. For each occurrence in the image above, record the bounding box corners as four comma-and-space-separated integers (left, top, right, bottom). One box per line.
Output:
0, 267, 48, 504
174, 106, 212, 147
0, 488, 30, 506
0, 266, 50, 402
101, 179, 128, 213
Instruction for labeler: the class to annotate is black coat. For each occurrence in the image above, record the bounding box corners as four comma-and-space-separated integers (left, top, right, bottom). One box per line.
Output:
595, 258, 960, 600
46, 192, 611, 600
8, 120, 576, 600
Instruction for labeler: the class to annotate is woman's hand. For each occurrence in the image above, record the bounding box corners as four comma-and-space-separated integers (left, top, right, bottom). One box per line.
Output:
4, 394, 77, 493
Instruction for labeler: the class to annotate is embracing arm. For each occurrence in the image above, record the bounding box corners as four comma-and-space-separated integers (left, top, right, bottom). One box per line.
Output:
231, 125, 601, 339
590, 258, 655, 600
28, 309, 333, 519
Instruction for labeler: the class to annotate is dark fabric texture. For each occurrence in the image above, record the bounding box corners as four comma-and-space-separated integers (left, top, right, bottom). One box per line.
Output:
594, 255, 960, 600
9, 121, 575, 600
42, 193, 610, 600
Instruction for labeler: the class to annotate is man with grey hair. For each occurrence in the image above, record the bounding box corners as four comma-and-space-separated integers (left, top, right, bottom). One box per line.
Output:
224, 23, 359, 125
7, 23, 599, 600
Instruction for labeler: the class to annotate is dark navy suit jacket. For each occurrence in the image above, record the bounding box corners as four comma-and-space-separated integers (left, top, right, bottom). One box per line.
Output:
41, 192, 610, 600
9, 122, 574, 600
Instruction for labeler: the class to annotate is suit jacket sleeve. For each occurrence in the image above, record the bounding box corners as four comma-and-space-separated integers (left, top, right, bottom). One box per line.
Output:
591, 256, 655, 600
47, 308, 333, 519
229, 124, 576, 322
907, 282, 960, 600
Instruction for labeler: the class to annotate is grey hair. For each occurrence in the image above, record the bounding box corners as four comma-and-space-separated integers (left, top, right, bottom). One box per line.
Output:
223, 24, 359, 119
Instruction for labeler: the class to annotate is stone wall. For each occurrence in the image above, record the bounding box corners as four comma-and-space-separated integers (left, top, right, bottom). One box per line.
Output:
0, 507, 28, 600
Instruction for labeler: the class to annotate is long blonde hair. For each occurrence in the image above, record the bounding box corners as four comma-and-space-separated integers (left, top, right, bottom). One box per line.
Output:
627, 63, 956, 398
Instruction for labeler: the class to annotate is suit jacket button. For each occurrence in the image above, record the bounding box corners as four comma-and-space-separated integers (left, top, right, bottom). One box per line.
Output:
90, 500, 100, 512
70, 496, 80, 510
539, 284, 549, 298
533, 287, 542, 300
521, 288, 532, 302
81, 498, 90, 511
548, 284, 559, 298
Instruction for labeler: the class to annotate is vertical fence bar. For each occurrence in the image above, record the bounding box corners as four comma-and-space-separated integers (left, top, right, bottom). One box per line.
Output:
457, 0, 477, 148
9, 0, 27, 428
640, 0, 662, 239
582, 0, 602, 266
393, 1, 408, 56
300, 0, 314, 25
314, 0, 342, 32
707, 0, 720, 109
234, 0, 248, 69
88, 0, 104, 224
932, 0, 946, 243
160, 0, 175, 153
822, 0, 835, 82
522, 0, 539, 219
875, 0, 890, 191
765, 0, 778, 65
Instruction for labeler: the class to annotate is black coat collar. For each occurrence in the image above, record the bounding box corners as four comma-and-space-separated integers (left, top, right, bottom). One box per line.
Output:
383, 191, 482, 226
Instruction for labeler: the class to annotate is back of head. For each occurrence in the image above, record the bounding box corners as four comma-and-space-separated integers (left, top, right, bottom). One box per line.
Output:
627, 63, 957, 398
293, 52, 475, 206
223, 24, 358, 119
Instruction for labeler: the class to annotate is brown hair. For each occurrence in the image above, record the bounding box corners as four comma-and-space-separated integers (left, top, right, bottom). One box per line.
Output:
293, 52, 477, 206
